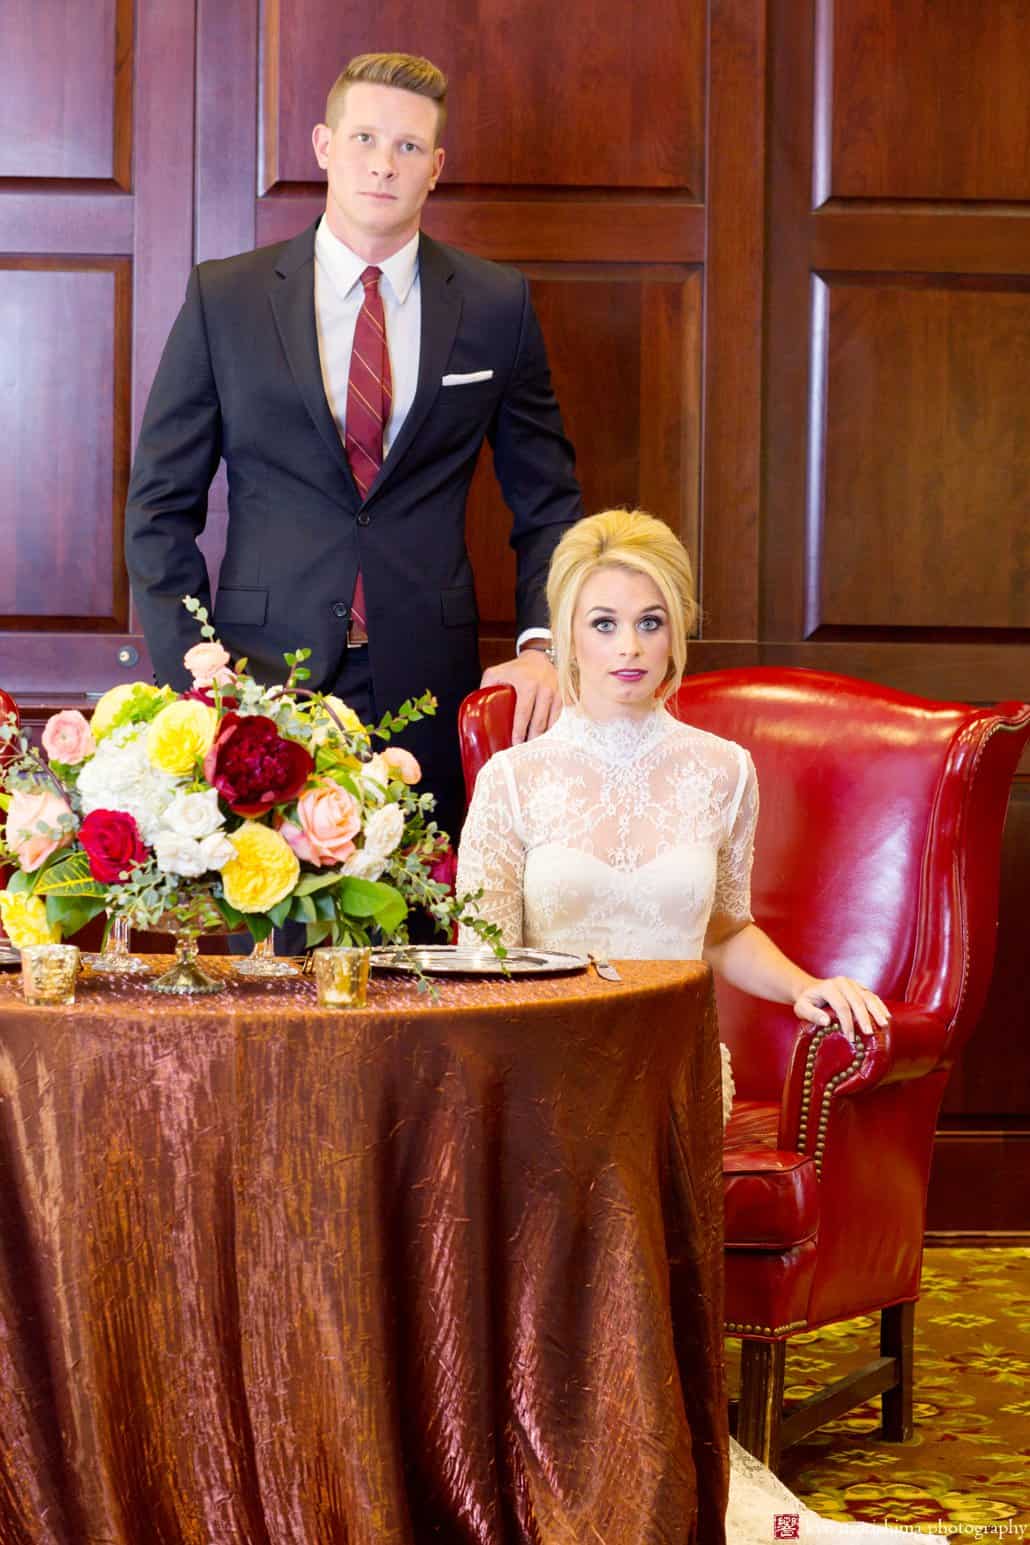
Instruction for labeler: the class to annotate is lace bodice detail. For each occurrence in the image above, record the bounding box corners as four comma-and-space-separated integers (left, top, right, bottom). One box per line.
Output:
457, 706, 758, 961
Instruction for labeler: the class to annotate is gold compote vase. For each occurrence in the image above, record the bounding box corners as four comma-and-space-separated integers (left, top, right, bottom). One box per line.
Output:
144, 889, 228, 995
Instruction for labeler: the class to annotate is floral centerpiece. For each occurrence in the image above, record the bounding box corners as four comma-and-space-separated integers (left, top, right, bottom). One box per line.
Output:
0, 598, 497, 993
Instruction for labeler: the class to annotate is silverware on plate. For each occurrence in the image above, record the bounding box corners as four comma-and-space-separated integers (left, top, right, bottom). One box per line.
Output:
588, 953, 622, 983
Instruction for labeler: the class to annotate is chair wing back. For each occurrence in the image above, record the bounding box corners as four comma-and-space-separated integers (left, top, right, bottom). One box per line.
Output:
672, 669, 1030, 1088
459, 684, 516, 807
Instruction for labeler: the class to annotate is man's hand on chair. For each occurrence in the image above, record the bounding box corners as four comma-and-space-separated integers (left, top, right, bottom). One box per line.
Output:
480, 642, 561, 743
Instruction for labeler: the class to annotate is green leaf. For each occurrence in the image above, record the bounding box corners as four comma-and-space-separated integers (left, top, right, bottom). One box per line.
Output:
289, 893, 318, 924
245, 914, 274, 944
31, 850, 106, 900
293, 868, 345, 897
6, 868, 32, 894
267, 897, 293, 927
337, 876, 407, 934
213, 895, 247, 931
304, 919, 333, 949
45, 892, 106, 938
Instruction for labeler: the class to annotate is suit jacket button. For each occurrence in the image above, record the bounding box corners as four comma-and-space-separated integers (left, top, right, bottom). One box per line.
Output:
331, 601, 348, 618
357, 512, 371, 526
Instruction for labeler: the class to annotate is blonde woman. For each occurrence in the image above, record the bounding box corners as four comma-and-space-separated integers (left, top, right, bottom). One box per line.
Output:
457, 508, 907, 1543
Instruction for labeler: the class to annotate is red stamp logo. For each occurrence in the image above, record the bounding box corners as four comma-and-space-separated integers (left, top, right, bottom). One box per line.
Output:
773, 1517, 801, 1540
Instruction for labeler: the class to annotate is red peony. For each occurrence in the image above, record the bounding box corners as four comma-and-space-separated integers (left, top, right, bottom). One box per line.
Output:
78, 809, 149, 884
203, 713, 313, 817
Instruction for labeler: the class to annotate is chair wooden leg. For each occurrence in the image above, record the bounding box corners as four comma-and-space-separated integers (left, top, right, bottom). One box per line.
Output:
737, 1337, 786, 1472
880, 1300, 915, 1440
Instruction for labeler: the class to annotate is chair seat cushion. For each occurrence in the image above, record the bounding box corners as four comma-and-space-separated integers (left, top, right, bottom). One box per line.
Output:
724, 1101, 819, 1249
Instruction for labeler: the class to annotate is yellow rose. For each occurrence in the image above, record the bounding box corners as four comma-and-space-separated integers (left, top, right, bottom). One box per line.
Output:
90, 681, 164, 739
221, 822, 299, 913
147, 700, 218, 775
310, 694, 367, 747
0, 892, 60, 948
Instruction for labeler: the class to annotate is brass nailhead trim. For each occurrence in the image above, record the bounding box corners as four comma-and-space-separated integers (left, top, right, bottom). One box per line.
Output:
725, 1318, 808, 1336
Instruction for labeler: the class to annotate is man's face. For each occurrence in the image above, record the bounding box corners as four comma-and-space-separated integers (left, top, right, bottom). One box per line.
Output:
312, 82, 445, 257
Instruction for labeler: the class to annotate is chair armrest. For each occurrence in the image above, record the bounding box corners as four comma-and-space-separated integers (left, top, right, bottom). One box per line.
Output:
779, 1002, 948, 1153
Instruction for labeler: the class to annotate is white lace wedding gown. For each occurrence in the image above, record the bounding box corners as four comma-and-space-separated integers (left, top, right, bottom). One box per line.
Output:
456, 704, 911, 1543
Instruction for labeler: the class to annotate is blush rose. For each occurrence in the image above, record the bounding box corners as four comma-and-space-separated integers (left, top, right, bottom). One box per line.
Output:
183, 641, 233, 688
41, 710, 96, 766
6, 788, 75, 872
280, 781, 362, 867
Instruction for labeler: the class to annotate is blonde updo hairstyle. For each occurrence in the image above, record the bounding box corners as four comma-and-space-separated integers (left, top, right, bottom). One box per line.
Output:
546, 509, 698, 706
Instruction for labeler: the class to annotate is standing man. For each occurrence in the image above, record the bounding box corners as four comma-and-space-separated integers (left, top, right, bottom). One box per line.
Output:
125, 52, 582, 843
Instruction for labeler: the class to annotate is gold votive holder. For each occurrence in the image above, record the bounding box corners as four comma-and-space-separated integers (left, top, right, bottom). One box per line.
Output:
21, 943, 81, 1006
312, 946, 371, 1009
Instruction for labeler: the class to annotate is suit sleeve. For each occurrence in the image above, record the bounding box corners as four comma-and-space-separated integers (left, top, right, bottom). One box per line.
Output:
488, 278, 583, 634
124, 267, 223, 690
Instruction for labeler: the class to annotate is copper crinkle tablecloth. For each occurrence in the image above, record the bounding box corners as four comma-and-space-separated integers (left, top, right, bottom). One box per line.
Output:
0, 957, 727, 1544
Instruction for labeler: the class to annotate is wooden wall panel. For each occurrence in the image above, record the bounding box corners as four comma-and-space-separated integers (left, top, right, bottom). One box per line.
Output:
0, 0, 132, 187
468, 267, 702, 630
822, 0, 1030, 204
0, 261, 130, 628
259, 0, 705, 194
764, 0, 1030, 1232
810, 276, 1030, 634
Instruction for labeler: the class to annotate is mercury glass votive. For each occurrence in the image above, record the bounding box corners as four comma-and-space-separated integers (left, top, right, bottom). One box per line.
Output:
312, 946, 371, 1009
21, 944, 81, 1006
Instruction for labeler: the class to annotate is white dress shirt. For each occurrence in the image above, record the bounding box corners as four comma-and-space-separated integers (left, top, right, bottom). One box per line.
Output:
312, 215, 549, 653
313, 217, 420, 459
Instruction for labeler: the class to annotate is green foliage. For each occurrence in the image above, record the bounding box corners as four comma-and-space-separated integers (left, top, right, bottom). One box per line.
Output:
30, 849, 105, 899
44, 892, 107, 938
103, 684, 175, 737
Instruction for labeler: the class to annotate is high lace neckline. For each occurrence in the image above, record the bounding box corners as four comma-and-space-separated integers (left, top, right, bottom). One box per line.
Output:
550, 704, 676, 765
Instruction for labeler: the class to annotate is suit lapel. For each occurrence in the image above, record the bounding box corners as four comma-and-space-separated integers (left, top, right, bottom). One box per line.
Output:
366, 233, 462, 505
268, 222, 360, 500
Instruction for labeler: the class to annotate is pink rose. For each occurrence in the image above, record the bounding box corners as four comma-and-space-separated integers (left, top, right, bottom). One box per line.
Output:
183, 641, 233, 688
382, 747, 422, 785
41, 710, 96, 766
282, 781, 362, 867
6, 788, 75, 872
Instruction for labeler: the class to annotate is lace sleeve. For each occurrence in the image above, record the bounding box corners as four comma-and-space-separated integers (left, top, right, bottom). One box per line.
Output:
456, 753, 526, 948
711, 749, 758, 930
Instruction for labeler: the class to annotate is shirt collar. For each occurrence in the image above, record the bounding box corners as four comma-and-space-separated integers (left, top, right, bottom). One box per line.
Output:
315, 217, 420, 304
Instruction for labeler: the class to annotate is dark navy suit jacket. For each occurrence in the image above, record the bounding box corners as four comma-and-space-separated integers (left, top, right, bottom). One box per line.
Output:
125, 222, 582, 817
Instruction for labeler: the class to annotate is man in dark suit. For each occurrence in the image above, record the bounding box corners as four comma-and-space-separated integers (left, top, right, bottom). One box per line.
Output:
125, 52, 582, 845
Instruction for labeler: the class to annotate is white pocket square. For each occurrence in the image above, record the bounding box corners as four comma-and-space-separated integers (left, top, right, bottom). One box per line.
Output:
441, 370, 494, 386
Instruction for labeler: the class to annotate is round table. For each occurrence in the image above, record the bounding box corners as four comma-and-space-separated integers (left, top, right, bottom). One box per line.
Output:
0, 957, 727, 1544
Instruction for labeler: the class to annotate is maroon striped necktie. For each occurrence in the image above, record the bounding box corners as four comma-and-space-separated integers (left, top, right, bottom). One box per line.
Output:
344, 265, 392, 644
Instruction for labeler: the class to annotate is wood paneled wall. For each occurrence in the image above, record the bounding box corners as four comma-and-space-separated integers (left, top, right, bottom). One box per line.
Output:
1, 0, 1027, 1228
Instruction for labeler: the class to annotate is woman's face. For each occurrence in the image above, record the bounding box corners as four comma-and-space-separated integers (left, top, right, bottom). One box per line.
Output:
570, 565, 671, 719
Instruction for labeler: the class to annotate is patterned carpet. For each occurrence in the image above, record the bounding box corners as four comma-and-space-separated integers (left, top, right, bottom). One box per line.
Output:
728, 1248, 1030, 1541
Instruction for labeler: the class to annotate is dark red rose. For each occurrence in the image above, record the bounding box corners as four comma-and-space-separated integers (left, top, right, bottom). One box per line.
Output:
184, 687, 239, 709
428, 845, 458, 891
203, 713, 313, 817
78, 809, 149, 884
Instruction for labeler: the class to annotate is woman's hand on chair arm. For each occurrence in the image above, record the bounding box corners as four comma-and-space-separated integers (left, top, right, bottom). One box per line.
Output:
703, 919, 890, 1044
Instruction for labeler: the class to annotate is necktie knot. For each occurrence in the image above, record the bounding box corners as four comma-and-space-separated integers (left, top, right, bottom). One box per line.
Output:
360, 266, 382, 293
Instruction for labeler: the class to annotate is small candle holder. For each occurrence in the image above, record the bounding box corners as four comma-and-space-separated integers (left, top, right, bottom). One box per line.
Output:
312, 946, 371, 1009
21, 944, 81, 1006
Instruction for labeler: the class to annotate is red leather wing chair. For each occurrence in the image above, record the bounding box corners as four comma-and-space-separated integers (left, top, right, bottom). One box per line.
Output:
458, 669, 1030, 1469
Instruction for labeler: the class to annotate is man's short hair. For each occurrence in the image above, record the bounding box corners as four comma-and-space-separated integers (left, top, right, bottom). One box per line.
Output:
325, 53, 448, 140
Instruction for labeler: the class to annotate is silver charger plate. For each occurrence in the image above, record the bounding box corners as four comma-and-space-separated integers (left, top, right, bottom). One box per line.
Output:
371, 944, 588, 977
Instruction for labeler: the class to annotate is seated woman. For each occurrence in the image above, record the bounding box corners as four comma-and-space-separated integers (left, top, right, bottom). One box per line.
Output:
457, 508, 907, 1543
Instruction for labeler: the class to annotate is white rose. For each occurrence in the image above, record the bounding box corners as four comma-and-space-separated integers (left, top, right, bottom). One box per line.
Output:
162, 787, 224, 839
76, 729, 179, 845
342, 849, 386, 882
358, 754, 390, 803
363, 803, 404, 861
198, 830, 236, 871
153, 832, 209, 878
